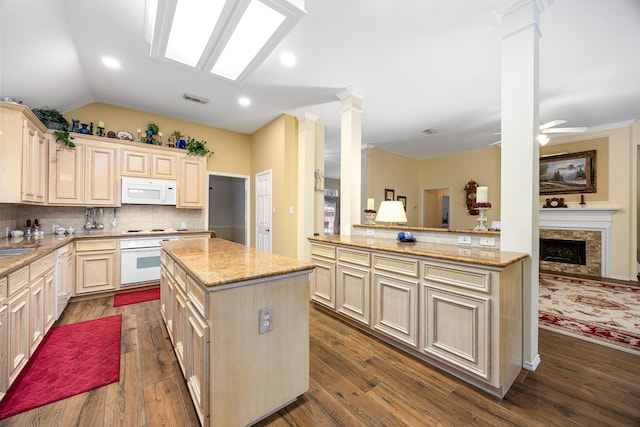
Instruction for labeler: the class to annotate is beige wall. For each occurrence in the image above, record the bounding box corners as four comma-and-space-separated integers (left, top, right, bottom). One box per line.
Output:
66, 102, 252, 176
250, 114, 299, 258
418, 147, 502, 230
365, 148, 421, 225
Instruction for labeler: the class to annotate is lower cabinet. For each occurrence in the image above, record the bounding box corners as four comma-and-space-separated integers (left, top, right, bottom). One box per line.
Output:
173, 283, 188, 375
28, 277, 45, 355
0, 304, 7, 400
308, 239, 524, 398
373, 272, 419, 348
423, 284, 491, 380
43, 269, 56, 334
186, 301, 210, 426
336, 264, 371, 326
75, 239, 119, 295
6, 287, 29, 385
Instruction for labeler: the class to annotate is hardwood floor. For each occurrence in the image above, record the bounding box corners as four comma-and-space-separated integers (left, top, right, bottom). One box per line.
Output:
1, 297, 639, 426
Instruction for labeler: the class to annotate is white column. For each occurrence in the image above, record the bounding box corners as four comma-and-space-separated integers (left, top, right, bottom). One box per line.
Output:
297, 113, 319, 261
499, 1, 542, 370
337, 90, 363, 235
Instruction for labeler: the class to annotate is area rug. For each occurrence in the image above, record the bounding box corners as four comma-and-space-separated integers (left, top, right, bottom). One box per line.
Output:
113, 287, 160, 307
539, 273, 640, 354
0, 314, 122, 419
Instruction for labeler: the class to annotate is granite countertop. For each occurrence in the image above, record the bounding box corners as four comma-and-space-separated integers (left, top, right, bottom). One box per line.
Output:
308, 235, 528, 268
162, 238, 315, 289
0, 229, 213, 277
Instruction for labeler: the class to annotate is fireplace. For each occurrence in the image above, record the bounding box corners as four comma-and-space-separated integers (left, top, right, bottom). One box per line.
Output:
540, 238, 586, 265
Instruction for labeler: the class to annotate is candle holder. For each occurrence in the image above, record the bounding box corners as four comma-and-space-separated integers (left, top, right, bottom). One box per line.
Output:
97, 126, 105, 137
472, 202, 491, 231
364, 210, 377, 225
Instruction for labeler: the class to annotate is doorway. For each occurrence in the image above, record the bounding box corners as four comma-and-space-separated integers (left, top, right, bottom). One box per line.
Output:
256, 170, 272, 252
208, 173, 249, 245
422, 187, 450, 229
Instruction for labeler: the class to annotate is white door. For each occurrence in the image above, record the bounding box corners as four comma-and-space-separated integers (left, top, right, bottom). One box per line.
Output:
256, 170, 272, 252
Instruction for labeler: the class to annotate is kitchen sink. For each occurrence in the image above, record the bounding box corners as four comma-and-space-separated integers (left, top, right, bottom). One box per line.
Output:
0, 248, 36, 256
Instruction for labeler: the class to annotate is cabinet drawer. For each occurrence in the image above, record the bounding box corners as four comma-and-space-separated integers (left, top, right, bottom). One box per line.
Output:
337, 247, 370, 267
373, 254, 418, 278
0, 276, 7, 302
75, 239, 118, 252
29, 252, 55, 280
423, 262, 491, 293
310, 243, 335, 260
8, 266, 29, 296
174, 263, 187, 291
187, 275, 206, 318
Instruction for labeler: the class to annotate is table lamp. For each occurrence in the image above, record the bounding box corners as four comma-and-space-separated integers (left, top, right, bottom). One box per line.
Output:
375, 201, 407, 226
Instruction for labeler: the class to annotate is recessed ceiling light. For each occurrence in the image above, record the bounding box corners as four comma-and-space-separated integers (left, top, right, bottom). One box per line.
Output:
102, 57, 121, 69
238, 97, 251, 106
280, 52, 296, 66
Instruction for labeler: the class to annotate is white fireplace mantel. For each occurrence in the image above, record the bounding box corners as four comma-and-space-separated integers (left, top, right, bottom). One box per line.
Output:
539, 207, 620, 277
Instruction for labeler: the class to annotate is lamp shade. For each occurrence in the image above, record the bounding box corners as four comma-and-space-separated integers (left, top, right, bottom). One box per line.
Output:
375, 201, 407, 224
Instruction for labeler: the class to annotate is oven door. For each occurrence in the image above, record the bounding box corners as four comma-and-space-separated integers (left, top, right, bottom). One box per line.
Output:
120, 246, 162, 286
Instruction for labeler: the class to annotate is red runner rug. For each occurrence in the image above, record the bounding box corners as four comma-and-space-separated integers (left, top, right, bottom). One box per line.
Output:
113, 287, 160, 307
0, 314, 122, 419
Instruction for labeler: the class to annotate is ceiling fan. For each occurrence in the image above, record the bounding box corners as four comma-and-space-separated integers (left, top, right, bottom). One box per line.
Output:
490, 120, 588, 146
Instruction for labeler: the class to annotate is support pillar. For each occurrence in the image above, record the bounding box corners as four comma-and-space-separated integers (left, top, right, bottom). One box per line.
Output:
337, 90, 363, 235
499, 1, 542, 370
297, 113, 320, 261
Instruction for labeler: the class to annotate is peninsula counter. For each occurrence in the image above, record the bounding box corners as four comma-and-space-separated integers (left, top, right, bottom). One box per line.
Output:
160, 238, 314, 426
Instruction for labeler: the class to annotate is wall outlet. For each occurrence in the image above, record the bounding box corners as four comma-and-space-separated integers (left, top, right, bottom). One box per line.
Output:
258, 307, 273, 334
480, 237, 496, 247
458, 248, 472, 257
366, 229, 374, 236
458, 236, 472, 245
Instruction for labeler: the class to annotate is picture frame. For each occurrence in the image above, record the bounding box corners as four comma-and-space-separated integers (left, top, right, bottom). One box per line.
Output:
385, 188, 395, 201
540, 150, 596, 195
397, 195, 407, 210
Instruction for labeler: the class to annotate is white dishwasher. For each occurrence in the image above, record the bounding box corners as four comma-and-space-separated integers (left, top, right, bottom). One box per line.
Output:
120, 235, 179, 286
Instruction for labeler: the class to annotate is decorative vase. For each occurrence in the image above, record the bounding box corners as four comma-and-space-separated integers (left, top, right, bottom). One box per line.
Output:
79, 123, 91, 134
177, 139, 186, 149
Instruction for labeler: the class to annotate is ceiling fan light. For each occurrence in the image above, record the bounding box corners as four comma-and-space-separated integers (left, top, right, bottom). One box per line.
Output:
537, 135, 550, 145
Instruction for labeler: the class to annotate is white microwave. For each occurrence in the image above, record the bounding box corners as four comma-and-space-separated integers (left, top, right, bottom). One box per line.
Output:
121, 177, 177, 205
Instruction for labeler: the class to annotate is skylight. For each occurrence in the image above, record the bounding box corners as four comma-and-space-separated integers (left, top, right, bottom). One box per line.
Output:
147, 0, 305, 85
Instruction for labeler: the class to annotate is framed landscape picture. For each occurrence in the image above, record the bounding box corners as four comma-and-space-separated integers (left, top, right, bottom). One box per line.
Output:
540, 150, 596, 195
385, 188, 395, 201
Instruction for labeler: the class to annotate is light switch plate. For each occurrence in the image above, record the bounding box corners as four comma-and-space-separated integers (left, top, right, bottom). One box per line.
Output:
458, 236, 471, 245
480, 237, 496, 247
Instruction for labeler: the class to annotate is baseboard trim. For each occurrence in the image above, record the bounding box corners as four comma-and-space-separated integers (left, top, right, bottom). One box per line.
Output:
523, 354, 541, 371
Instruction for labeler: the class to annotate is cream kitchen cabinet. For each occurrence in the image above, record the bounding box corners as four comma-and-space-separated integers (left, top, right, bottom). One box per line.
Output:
421, 261, 522, 396
309, 243, 337, 309
122, 147, 178, 180
48, 138, 120, 206
0, 304, 7, 401
173, 264, 188, 375
0, 103, 48, 204
177, 156, 206, 208
186, 300, 210, 424
75, 239, 119, 294
336, 247, 371, 326
6, 266, 30, 386
307, 236, 525, 398
372, 253, 419, 348
28, 252, 56, 354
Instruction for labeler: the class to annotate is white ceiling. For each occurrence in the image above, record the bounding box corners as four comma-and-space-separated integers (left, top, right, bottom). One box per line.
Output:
1, 0, 639, 179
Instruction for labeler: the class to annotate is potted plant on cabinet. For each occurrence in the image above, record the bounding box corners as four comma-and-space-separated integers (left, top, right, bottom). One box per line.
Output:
53, 130, 75, 148
186, 137, 212, 157
31, 107, 70, 131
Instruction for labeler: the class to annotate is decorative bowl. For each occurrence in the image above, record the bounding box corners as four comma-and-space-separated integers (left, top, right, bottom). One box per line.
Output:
11, 230, 24, 237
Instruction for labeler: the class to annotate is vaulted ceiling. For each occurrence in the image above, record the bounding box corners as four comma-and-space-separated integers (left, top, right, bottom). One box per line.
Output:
1, 0, 639, 178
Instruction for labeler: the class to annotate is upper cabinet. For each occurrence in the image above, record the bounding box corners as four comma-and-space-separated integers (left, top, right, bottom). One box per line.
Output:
0, 103, 49, 204
122, 147, 178, 180
177, 156, 206, 208
48, 138, 120, 206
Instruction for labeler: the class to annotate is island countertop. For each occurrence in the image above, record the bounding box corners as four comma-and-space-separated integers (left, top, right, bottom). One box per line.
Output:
161, 237, 315, 288
308, 235, 528, 267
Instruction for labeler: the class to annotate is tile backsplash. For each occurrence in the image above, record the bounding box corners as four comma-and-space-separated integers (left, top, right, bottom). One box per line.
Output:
2, 204, 205, 235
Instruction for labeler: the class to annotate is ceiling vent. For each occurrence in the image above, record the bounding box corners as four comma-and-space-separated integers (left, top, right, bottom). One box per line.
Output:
183, 93, 209, 104
421, 128, 438, 135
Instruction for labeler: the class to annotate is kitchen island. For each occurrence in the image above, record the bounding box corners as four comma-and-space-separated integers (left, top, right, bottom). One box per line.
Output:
160, 238, 315, 426
308, 235, 527, 398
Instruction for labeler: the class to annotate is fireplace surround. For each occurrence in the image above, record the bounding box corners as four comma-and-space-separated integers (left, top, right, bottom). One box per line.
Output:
539, 207, 618, 278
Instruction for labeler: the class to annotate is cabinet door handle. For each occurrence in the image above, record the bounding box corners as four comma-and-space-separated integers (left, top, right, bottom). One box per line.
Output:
265, 228, 270, 232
